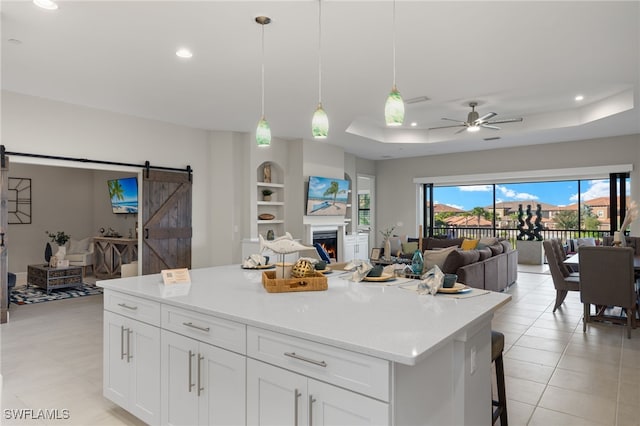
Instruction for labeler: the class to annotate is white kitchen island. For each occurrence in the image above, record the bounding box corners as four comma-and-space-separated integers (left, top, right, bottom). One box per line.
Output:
98, 265, 511, 426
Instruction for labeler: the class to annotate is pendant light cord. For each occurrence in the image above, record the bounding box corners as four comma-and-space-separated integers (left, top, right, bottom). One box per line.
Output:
261, 23, 265, 117
392, 0, 397, 86
318, 0, 323, 104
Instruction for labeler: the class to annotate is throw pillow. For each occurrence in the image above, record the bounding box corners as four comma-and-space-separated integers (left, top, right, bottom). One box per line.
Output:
388, 236, 403, 256
489, 243, 504, 256
479, 236, 499, 246
576, 237, 596, 247
461, 239, 479, 250
422, 246, 457, 273
313, 243, 331, 263
499, 240, 513, 253
402, 241, 419, 254
477, 247, 492, 260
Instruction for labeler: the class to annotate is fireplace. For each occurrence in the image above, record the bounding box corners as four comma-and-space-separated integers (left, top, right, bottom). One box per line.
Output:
313, 230, 338, 260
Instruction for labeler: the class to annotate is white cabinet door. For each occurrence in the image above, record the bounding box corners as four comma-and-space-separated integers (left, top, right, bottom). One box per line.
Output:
162, 330, 246, 426
103, 311, 131, 408
104, 311, 161, 425
343, 235, 356, 263
356, 234, 369, 260
162, 330, 199, 426
247, 359, 308, 426
198, 342, 246, 426
309, 379, 388, 426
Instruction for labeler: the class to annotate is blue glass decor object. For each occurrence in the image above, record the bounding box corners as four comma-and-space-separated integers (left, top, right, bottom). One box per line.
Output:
411, 250, 423, 275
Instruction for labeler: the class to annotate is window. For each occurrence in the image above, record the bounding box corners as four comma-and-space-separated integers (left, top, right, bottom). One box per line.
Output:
358, 193, 370, 226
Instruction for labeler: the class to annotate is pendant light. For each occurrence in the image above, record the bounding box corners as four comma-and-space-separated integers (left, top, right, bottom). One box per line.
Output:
256, 16, 271, 147
312, 0, 329, 139
384, 0, 404, 126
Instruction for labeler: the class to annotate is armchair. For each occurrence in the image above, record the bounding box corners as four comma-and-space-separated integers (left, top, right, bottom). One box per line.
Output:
65, 237, 94, 277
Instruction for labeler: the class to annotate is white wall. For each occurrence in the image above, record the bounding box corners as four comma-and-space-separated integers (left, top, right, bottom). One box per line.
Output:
2, 91, 213, 268
375, 134, 640, 246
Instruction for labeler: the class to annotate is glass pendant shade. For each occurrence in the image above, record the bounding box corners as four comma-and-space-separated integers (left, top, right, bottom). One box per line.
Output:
312, 104, 329, 139
256, 117, 271, 147
385, 85, 404, 126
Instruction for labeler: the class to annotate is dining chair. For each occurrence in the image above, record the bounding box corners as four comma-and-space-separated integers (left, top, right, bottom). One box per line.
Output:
543, 239, 580, 312
579, 246, 637, 338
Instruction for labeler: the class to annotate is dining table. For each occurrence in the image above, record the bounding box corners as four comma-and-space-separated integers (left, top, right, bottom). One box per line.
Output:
564, 251, 640, 270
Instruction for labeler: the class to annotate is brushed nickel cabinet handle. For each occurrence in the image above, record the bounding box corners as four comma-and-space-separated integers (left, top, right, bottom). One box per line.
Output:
117, 303, 138, 310
182, 322, 211, 332
188, 350, 195, 392
294, 389, 301, 426
309, 395, 316, 426
120, 326, 126, 360
284, 352, 327, 368
197, 354, 204, 396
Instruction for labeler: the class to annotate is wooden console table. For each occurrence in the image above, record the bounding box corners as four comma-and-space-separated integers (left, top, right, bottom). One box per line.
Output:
93, 237, 138, 279
27, 264, 83, 294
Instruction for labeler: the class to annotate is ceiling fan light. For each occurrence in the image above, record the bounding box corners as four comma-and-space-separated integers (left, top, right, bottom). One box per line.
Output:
256, 117, 271, 147
385, 85, 405, 127
467, 125, 481, 132
312, 104, 329, 139
33, 0, 58, 10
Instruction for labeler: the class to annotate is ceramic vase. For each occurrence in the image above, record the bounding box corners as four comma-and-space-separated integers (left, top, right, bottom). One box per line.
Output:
55, 245, 66, 260
384, 239, 391, 260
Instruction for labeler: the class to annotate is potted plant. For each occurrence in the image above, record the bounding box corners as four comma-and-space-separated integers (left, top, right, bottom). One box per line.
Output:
262, 189, 274, 201
46, 230, 71, 261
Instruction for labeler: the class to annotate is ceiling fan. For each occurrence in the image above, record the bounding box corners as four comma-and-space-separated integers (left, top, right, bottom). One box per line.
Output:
429, 102, 523, 134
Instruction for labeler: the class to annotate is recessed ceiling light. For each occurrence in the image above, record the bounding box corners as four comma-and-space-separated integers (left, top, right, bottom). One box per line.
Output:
176, 48, 193, 59
575, 95, 584, 101
33, 0, 58, 10
410, 122, 417, 127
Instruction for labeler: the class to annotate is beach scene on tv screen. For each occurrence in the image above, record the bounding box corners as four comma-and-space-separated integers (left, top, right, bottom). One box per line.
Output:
306, 176, 349, 216
109, 177, 138, 214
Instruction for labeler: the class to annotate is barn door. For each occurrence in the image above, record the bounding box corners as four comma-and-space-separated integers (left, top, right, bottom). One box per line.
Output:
142, 170, 192, 275
1, 154, 9, 323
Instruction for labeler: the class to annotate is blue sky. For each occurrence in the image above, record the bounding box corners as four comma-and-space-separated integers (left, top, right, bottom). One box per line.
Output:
434, 179, 619, 211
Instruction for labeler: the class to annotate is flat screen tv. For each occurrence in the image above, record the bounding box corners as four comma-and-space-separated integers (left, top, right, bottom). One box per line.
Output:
108, 177, 138, 214
306, 176, 350, 216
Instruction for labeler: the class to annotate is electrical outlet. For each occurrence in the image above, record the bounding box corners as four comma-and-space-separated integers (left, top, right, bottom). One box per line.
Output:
470, 346, 477, 375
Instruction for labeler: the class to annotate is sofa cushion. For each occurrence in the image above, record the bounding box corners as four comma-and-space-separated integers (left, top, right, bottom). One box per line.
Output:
477, 247, 492, 260
499, 240, 513, 253
422, 246, 457, 273
426, 237, 463, 250
489, 243, 504, 256
577, 237, 596, 248
68, 237, 91, 254
461, 239, 479, 250
442, 249, 480, 274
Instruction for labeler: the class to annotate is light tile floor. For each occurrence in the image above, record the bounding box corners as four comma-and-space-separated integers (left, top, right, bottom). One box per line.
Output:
1, 269, 639, 425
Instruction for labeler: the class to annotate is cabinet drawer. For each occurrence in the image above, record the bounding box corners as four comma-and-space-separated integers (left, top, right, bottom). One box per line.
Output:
247, 327, 389, 401
161, 305, 246, 354
104, 290, 160, 326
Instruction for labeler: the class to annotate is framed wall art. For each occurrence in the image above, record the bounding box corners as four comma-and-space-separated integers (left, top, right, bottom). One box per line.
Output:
8, 177, 32, 224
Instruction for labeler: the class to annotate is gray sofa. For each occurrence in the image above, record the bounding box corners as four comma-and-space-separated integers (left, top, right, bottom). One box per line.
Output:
423, 237, 518, 292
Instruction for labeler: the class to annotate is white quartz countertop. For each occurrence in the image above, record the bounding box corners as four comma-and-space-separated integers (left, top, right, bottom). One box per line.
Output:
98, 265, 511, 365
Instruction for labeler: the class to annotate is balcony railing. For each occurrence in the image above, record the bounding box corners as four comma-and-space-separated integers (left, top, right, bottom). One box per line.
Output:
432, 226, 612, 245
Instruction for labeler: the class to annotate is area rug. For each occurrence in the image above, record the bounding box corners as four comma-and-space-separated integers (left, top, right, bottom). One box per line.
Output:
10, 284, 103, 305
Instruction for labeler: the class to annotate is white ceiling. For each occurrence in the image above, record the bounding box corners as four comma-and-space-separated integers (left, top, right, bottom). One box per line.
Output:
2, 1, 639, 160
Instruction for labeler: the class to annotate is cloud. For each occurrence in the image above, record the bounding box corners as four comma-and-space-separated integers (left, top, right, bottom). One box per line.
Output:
569, 180, 609, 202
458, 185, 492, 192
496, 185, 539, 200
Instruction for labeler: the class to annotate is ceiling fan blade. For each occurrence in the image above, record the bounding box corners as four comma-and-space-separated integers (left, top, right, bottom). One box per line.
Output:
476, 112, 497, 123
428, 124, 465, 130
487, 117, 523, 125
440, 117, 466, 124
455, 127, 468, 134
481, 124, 501, 130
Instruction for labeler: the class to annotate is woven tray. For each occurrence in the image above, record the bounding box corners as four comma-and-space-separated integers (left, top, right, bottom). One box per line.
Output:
262, 270, 328, 293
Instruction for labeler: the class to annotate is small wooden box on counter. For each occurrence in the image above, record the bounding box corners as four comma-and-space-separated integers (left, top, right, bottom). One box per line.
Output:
261, 270, 328, 293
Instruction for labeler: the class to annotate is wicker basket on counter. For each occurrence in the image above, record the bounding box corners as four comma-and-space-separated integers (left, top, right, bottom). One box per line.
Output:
261, 270, 328, 293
